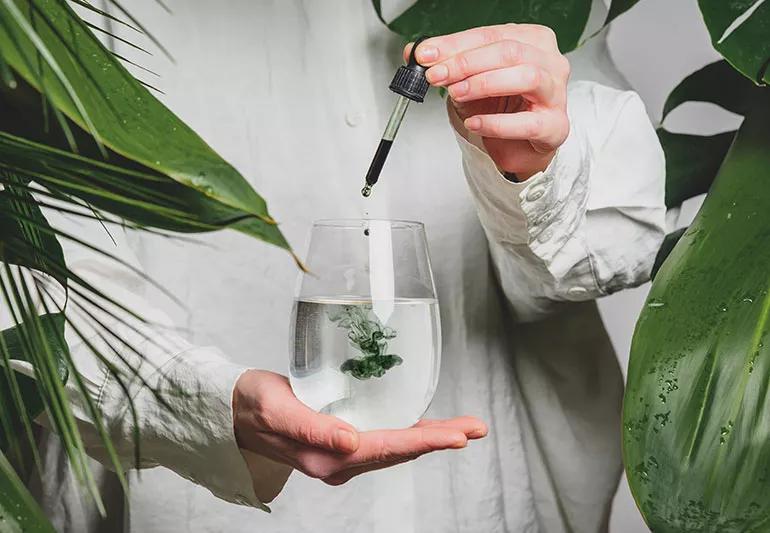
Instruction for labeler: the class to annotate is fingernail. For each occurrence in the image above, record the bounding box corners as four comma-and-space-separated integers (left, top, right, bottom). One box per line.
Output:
469, 426, 488, 439
449, 434, 468, 448
449, 80, 469, 98
334, 429, 358, 453
416, 46, 438, 62
426, 64, 448, 84
465, 117, 482, 131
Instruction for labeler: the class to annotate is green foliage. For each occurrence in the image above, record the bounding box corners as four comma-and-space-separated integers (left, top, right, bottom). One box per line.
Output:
0, 0, 290, 251
698, 0, 770, 84
657, 60, 766, 209
0, 181, 66, 287
0, 131, 286, 241
649, 228, 685, 281
0, 0, 299, 528
662, 60, 764, 121
604, 0, 640, 25
0, 313, 68, 451
372, 0, 592, 53
0, 449, 54, 533
329, 305, 403, 380
624, 96, 770, 532
658, 130, 735, 209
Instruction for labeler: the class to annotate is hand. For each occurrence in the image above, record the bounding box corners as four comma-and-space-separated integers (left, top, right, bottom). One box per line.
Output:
407, 24, 571, 180
233, 370, 487, 486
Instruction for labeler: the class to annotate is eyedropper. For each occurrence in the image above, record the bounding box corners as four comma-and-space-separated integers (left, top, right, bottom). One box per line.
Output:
361, 36, 430, 197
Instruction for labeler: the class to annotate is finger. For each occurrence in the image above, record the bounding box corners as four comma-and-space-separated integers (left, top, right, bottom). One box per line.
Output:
448, 65, 557, 106
323, 455, 419, 486
424, 40, 560, 87
343, 426, 468, 466
323, 421, 487, 485
406, 23, 560, 67
464, 110, 569, 149
483, 139, 558, 176
264, 400, 360, 454
264, 426, 470, 480
413, 417, 488, 439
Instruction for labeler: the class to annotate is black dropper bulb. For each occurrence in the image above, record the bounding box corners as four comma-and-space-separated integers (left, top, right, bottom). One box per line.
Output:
362, 36, 430, 197
389, 35, 431, 103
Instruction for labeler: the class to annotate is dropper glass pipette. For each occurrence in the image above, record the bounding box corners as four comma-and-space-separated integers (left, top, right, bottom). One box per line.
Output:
361, 36, 430, 197
361, 95, 411, 197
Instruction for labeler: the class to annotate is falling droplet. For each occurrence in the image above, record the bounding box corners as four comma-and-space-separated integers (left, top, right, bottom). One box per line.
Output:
361, 184, 372, 197
364, 228, 370, 237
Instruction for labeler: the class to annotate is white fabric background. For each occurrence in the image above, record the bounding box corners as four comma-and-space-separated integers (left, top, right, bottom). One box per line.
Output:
63, 1, 740, 531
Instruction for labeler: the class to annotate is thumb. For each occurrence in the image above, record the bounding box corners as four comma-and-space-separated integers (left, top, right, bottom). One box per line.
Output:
270, 402, 360, 454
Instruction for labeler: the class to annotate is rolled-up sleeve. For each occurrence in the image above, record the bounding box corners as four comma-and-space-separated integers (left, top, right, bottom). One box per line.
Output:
10, 211, 292, 511
456, 81, 666, 321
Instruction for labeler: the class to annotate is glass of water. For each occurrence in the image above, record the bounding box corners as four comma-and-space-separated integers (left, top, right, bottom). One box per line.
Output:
290, 219, 441, 431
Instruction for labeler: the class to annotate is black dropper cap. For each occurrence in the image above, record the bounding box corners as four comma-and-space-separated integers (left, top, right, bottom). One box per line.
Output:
389, 35, 430, 102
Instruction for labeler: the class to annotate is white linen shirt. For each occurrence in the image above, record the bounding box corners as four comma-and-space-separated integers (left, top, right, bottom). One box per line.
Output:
8, 77, 665, 532
5, 2, 666, 530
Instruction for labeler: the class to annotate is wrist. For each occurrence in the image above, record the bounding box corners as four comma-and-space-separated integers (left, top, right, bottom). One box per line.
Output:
232, 368, 262, 449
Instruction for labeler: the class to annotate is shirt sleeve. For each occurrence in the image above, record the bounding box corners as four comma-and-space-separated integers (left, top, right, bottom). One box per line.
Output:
454, 80, 666, 321
11, 211, 292, 511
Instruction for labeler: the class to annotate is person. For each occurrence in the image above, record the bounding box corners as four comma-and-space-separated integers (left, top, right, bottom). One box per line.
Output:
25, 0, 665, 531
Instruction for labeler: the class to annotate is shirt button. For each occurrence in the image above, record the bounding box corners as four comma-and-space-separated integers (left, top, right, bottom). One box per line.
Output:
567, 286, 588, 297
535, 212, 553, 226
537, 229, 554, 243
526, 186, 545, 202
345, 110, 364, 127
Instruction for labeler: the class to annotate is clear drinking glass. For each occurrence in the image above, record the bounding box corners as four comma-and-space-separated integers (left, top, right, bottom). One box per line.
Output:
290, 219, 441, 431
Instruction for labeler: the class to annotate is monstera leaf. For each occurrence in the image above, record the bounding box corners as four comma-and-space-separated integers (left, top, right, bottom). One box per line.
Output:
662, 60, 765, 121
623, 94, 770, 532
372, 0, 592, 52
657, 60, 766, 209
604, 0, 641, 25
698, 0, 770, 84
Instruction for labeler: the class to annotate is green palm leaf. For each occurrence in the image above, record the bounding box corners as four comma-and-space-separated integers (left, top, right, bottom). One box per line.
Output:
0, 0, 290, 252
0, 1, 300, 528
0, 313, 68, 451
0, 449, 54, 533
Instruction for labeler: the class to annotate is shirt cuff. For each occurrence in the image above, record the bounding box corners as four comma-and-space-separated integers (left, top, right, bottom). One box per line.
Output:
84, 339, 292, 512
454, 121, 591, 262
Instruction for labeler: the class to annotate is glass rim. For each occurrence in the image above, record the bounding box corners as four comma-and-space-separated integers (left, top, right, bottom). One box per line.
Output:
313, 218, 424, 229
